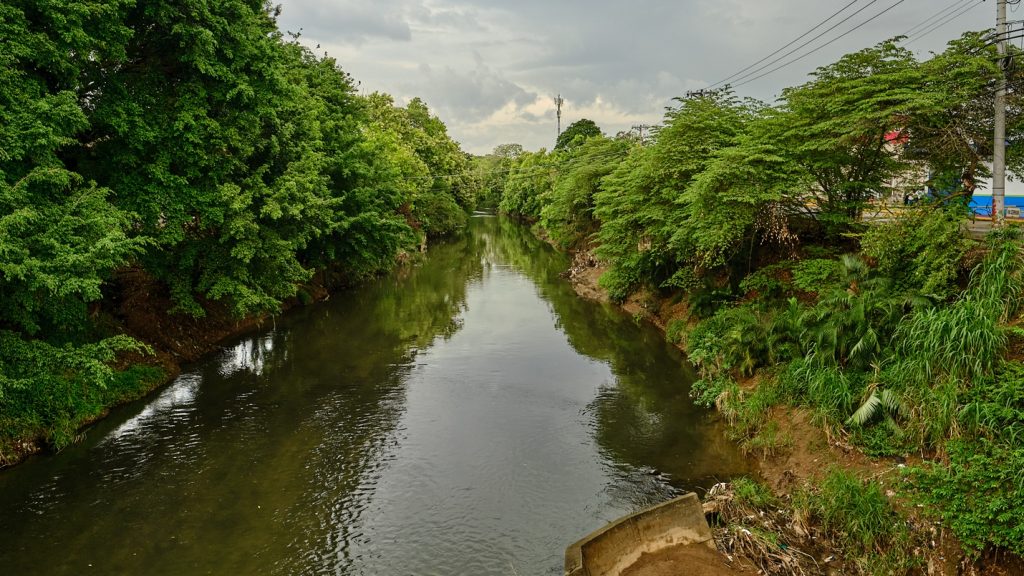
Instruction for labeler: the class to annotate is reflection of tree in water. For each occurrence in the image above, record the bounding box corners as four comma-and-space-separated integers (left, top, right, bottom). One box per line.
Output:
186, 216, 744, 571
472, 216, 750, 499
0, 216, 746, 575
182, 225, 491, 575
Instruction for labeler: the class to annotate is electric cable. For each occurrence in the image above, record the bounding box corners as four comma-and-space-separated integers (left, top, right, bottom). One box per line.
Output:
732, 0, 910, 89
899, 0, 974, 38
708, 0, 863, 89
903, 0, 986, 46
719, 0, 887, 88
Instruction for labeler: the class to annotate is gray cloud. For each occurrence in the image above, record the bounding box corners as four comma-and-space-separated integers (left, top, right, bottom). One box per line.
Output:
280, 0, 417, 43
277, 0, 995, 154
404, 55, 537, 123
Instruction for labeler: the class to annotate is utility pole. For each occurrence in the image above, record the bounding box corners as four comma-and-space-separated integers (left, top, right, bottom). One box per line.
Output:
632, 124, 650, 144
685, 88, 718, 99
554, 94, 565, 137
995, 0, 1008, 224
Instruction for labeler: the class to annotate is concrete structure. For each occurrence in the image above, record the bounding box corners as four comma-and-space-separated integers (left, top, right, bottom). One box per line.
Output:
564, 493, 715, 576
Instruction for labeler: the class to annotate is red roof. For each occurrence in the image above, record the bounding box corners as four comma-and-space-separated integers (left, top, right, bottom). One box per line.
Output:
884, 130, 908, 145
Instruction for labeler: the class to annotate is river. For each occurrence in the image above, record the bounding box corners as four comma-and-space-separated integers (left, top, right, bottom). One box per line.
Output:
0, 215, 750, 575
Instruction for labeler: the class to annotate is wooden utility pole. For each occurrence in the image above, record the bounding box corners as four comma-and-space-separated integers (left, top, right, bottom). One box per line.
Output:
995, 0, 1008, 224
632, 124, 650, 144
554, 94, 565, 137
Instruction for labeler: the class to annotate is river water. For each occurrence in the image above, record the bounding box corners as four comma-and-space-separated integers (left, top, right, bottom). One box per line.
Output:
0, 216, 749, 575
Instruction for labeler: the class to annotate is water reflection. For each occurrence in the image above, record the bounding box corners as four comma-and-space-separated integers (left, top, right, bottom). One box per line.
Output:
0, 216, 748, 576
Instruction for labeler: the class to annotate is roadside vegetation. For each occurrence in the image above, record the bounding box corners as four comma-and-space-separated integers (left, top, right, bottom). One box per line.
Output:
482, 33, 1024, 572
0, 0, 484, 464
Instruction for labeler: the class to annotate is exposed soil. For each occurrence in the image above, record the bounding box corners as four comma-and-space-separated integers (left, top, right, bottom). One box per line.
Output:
111, 267, 281, 362
565, 247, 609, 302
560, 246, 1024, 576
1, 266, 347, 468
621, 543, 756, 576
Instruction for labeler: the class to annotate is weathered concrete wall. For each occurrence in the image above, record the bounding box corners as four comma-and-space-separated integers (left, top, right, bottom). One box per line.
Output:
564, 493, 714, 576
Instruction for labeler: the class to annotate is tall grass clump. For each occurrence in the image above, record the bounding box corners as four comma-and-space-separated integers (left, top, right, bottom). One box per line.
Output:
776, 358, 862, 428
891, 231, 1023, 385
851, 229, 1024, 447
909, 360, 1024, 556
795, 468, 914, 573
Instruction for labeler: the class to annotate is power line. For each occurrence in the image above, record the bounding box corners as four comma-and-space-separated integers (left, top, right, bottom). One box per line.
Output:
903, 0, 986, 46
721, 0, 887, 88
899, 0, 973, 38
708, 0, 863, 89
732, 0, 910, 89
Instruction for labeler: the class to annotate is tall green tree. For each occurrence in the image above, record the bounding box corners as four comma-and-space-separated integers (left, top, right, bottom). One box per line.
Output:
540, 136, 630, 247
0, 0, 141, 337
76, 0, 331, 316
593, 93, 749, 299
777, 41, 929, 231
499, 149, 555, 221
905, 32, 1017, 200
363, 93, 471, 237
555, 118, 602, 151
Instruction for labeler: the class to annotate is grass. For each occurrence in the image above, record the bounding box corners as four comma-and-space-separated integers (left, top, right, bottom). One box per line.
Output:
732, 477, 778, 509
1, 362, 165, 464
740, 420, 793, 457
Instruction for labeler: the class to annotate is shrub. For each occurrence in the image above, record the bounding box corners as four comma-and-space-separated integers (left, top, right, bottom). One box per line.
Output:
791, 258, 843, 293
959, 361, 1024, 443
665, 318, 688, 345
910, 439, 1024, 556
689, 375, 734, 408
739, 262, 791, 300
687, 305, 771, 377
861, 206, 970, 298
0, 332, 157, 450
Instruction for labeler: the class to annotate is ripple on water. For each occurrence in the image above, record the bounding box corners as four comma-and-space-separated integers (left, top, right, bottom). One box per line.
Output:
0, 217, 751, 576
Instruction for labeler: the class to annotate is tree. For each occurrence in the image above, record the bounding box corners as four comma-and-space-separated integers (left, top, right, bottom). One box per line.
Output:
72, 0, 334, 316
677, 107, 808, 270
500, 150, 555, 221
363, 94, 472, 238
555, 118, 602, 151
777, 41, 930, 232
0, 0, 141, 337
472, 143, 523, 210
593, 93, 749, 299
540, 136, 630, 247
904, 32, 1018, 202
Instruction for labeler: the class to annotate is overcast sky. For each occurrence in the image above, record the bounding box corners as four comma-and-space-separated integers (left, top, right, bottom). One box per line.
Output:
275, 0, 997, 155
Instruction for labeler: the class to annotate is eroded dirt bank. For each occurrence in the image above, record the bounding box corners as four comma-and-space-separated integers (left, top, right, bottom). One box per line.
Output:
562, 247, 1024, 576
0, 266, 360, 468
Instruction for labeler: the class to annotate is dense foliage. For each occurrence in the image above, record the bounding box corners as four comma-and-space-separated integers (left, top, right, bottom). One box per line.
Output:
485, 32, 1024, 565
0, 0, 477, 461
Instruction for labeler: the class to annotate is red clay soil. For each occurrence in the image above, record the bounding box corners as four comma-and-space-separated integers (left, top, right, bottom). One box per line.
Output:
560, 250, 1024, 574
111, 267, 280, 362
620, 543, 755, 576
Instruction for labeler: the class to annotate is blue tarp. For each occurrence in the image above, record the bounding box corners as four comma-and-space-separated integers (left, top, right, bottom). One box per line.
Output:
970, 195, 1024, 216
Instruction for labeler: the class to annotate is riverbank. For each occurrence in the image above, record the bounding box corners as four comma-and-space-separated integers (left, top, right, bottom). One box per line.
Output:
561, 245, 1024, 576
0, 215, 751, 575
0, 262, 396, 469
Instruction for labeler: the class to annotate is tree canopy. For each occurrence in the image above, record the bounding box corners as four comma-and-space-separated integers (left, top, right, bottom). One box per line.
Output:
0, 0, 477, 454
555, 118, 603, 151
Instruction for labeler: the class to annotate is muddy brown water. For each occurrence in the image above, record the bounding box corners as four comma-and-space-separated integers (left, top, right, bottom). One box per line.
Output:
0, 215, 750, 575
